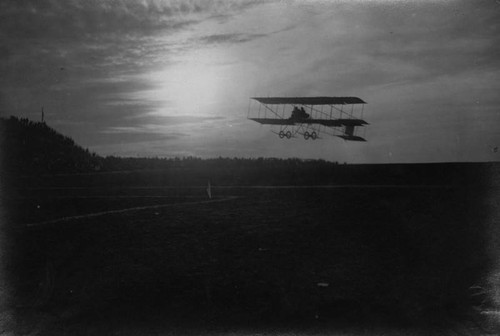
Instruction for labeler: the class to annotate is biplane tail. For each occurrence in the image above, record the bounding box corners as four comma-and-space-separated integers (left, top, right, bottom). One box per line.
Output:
338, 125, 366, 141
338, 135, 366, 142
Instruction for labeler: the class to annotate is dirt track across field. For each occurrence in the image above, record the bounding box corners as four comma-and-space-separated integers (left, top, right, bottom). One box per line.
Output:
25, 196, 240, 228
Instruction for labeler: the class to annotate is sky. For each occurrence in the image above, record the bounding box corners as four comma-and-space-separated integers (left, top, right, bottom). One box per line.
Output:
0, 0, 499, 163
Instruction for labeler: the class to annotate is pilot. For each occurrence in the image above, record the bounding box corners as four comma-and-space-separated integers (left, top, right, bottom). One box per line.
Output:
291, 106, 300, 119
300, 107, 310, 119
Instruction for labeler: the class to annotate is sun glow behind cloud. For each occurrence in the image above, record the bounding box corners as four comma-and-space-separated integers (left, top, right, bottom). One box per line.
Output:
131, 41, 238, 123
155, 59, 221, 116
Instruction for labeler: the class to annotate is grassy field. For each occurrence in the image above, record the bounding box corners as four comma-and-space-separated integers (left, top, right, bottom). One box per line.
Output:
2, 165, 500, 335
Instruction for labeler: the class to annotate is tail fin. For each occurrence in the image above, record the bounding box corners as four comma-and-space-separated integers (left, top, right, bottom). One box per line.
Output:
345, 125, 355, 137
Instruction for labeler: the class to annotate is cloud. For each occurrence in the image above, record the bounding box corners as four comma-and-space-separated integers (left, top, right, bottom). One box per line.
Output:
93, 131, 185, 146
0, 0, 264, 40
149, 115, 225, 124
118, 114, 225, 126
359, 0, 500, 72
92, 115, 225, 148
268, 0, 500, 99
102, 125, 186, 136
199, 33, 268, 45
0, 0, 267, 90
0, 0, 267, 119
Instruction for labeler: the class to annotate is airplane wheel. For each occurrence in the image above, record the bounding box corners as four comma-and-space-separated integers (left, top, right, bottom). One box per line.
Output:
304, 132, 310, 140
286, 131, 292, 139
279, 131, 285, 139
311, 132, 317, 140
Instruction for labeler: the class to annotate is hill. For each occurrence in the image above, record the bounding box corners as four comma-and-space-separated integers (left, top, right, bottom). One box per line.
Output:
0, 116, 101, 175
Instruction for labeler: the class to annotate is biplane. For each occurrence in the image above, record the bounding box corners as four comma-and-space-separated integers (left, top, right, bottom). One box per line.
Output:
248, 97, 368, 141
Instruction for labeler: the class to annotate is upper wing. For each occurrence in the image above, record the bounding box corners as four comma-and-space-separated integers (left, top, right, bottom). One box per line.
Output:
301, 119, 369, 127
249, 118, 295, 125
252, 97, 366, 105
250, 118, 368, 126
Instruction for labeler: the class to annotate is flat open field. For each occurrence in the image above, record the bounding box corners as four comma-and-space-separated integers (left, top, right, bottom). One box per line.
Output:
2, 164, 500, 335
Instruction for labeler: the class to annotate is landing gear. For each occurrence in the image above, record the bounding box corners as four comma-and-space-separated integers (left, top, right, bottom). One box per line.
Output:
279, 130, 292, 139
303, 131, 317, 140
